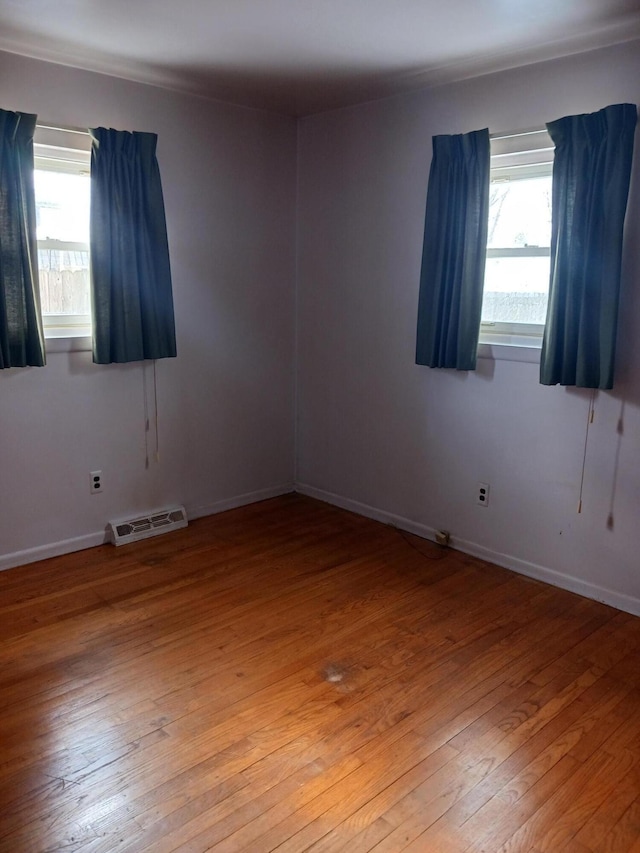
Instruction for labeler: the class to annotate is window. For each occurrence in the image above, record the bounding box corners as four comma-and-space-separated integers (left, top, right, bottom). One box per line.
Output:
33, 126, 92, 338
480, 129, 554, 347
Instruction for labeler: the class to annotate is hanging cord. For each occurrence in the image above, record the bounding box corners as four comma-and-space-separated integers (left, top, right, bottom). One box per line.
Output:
577, 389, 596, 513
142, 363, 151, 469
141, 361, 160, 467
153, 359, 160, 463
607, 402, 625, 530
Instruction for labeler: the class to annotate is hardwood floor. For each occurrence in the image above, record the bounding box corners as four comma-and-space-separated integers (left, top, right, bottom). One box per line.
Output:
1, 494, 639, 853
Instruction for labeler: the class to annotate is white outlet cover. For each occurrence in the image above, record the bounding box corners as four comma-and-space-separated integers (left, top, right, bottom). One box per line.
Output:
477, 482, 490, 507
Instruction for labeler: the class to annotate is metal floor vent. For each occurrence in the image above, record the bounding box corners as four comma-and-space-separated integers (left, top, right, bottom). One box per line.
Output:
108, 506, 188, 546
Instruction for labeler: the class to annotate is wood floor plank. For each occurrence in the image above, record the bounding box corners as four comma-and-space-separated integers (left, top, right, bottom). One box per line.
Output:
0, 495, 638, 853
572, 766, 640, 850
491, 749, 637, 852
394, 673, 628, 852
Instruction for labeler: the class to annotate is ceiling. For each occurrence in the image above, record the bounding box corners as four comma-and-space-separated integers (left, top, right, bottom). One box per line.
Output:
0, 0, 639, 115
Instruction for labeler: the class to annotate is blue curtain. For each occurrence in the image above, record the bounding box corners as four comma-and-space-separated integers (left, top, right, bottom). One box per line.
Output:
416, 129, 490, 370
90, 128, 177, 364
540, 104, 637, 389
0, 109, 45, 368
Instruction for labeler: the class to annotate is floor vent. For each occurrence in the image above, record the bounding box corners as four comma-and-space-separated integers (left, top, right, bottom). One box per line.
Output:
108, 506, 188, 546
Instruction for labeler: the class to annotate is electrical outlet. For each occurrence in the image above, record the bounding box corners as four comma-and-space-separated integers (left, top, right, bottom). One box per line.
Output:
90, 470, 103, 494
476, 482, 489, 507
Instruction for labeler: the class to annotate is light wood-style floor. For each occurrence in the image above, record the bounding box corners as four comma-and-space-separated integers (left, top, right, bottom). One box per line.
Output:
1, 494, 639, 853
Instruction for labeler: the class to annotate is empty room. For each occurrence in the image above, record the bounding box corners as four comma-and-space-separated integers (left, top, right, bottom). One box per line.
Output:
1, 1, 639, 850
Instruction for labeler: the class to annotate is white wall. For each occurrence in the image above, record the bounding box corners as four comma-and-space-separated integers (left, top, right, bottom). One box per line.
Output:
296, 41, 640, 615
0, 52, 297, 567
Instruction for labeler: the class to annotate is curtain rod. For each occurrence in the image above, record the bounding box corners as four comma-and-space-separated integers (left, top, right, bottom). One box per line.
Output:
40, 122, 543, 141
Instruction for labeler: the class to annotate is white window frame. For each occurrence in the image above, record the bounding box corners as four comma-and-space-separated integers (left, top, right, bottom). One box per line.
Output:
479, 128, 554, 351
34, 125, 92, 340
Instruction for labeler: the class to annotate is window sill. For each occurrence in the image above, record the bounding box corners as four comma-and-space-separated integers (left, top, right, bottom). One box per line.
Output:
45, 334, 92, 353
478, 340, 541, 363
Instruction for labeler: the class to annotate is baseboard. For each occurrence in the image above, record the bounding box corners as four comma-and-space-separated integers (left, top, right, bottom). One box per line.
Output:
296, 483, 439, 541
185, 483, 296, 522
0, 531, 107, 573
4, 481, 637, 617
0, 483, 295, 574
295, 482, 640, 618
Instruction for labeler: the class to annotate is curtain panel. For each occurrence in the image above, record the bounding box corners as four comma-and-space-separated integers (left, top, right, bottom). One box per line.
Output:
540, 103, 637, 389
90, 128, 177, 364
416, 128, 490, 370
0, 108, 45, 369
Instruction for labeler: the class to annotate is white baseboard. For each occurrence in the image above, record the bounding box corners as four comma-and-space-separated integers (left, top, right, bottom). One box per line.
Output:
0, 531, 107, 573
0, 483, 295, 574
4, 481, 637, 618
186, 483, 295, 521
296, 483, 439, 540
295, 482, 640, 618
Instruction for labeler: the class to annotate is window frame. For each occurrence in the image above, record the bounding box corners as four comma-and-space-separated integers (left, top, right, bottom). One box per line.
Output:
33, 125, 92, 341
479, 128, 554, 349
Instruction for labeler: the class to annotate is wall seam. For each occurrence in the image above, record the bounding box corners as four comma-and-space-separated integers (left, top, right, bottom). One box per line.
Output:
293, 116, 301, 485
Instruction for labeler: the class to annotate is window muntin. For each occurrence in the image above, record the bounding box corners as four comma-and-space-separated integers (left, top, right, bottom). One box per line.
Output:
33, 126, 92, 338
480, 129, 554, 346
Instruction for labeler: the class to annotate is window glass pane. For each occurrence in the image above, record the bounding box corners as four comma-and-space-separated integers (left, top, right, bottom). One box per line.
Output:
488, 175, 552, 249
34, 169, 90, 317
483, 168, 552, 330
37, 248, 90, 316
35, 170, 89, 243
482, 256, 550, 324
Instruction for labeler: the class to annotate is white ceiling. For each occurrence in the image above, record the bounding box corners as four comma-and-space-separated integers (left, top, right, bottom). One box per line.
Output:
1, 0, 639, 115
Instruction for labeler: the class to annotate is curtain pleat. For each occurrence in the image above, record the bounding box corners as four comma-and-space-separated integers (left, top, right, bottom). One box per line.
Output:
416, 128, 490, 370
540, 103, 637, 389
0, 108, 45, 369
90, 128, 177, 364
